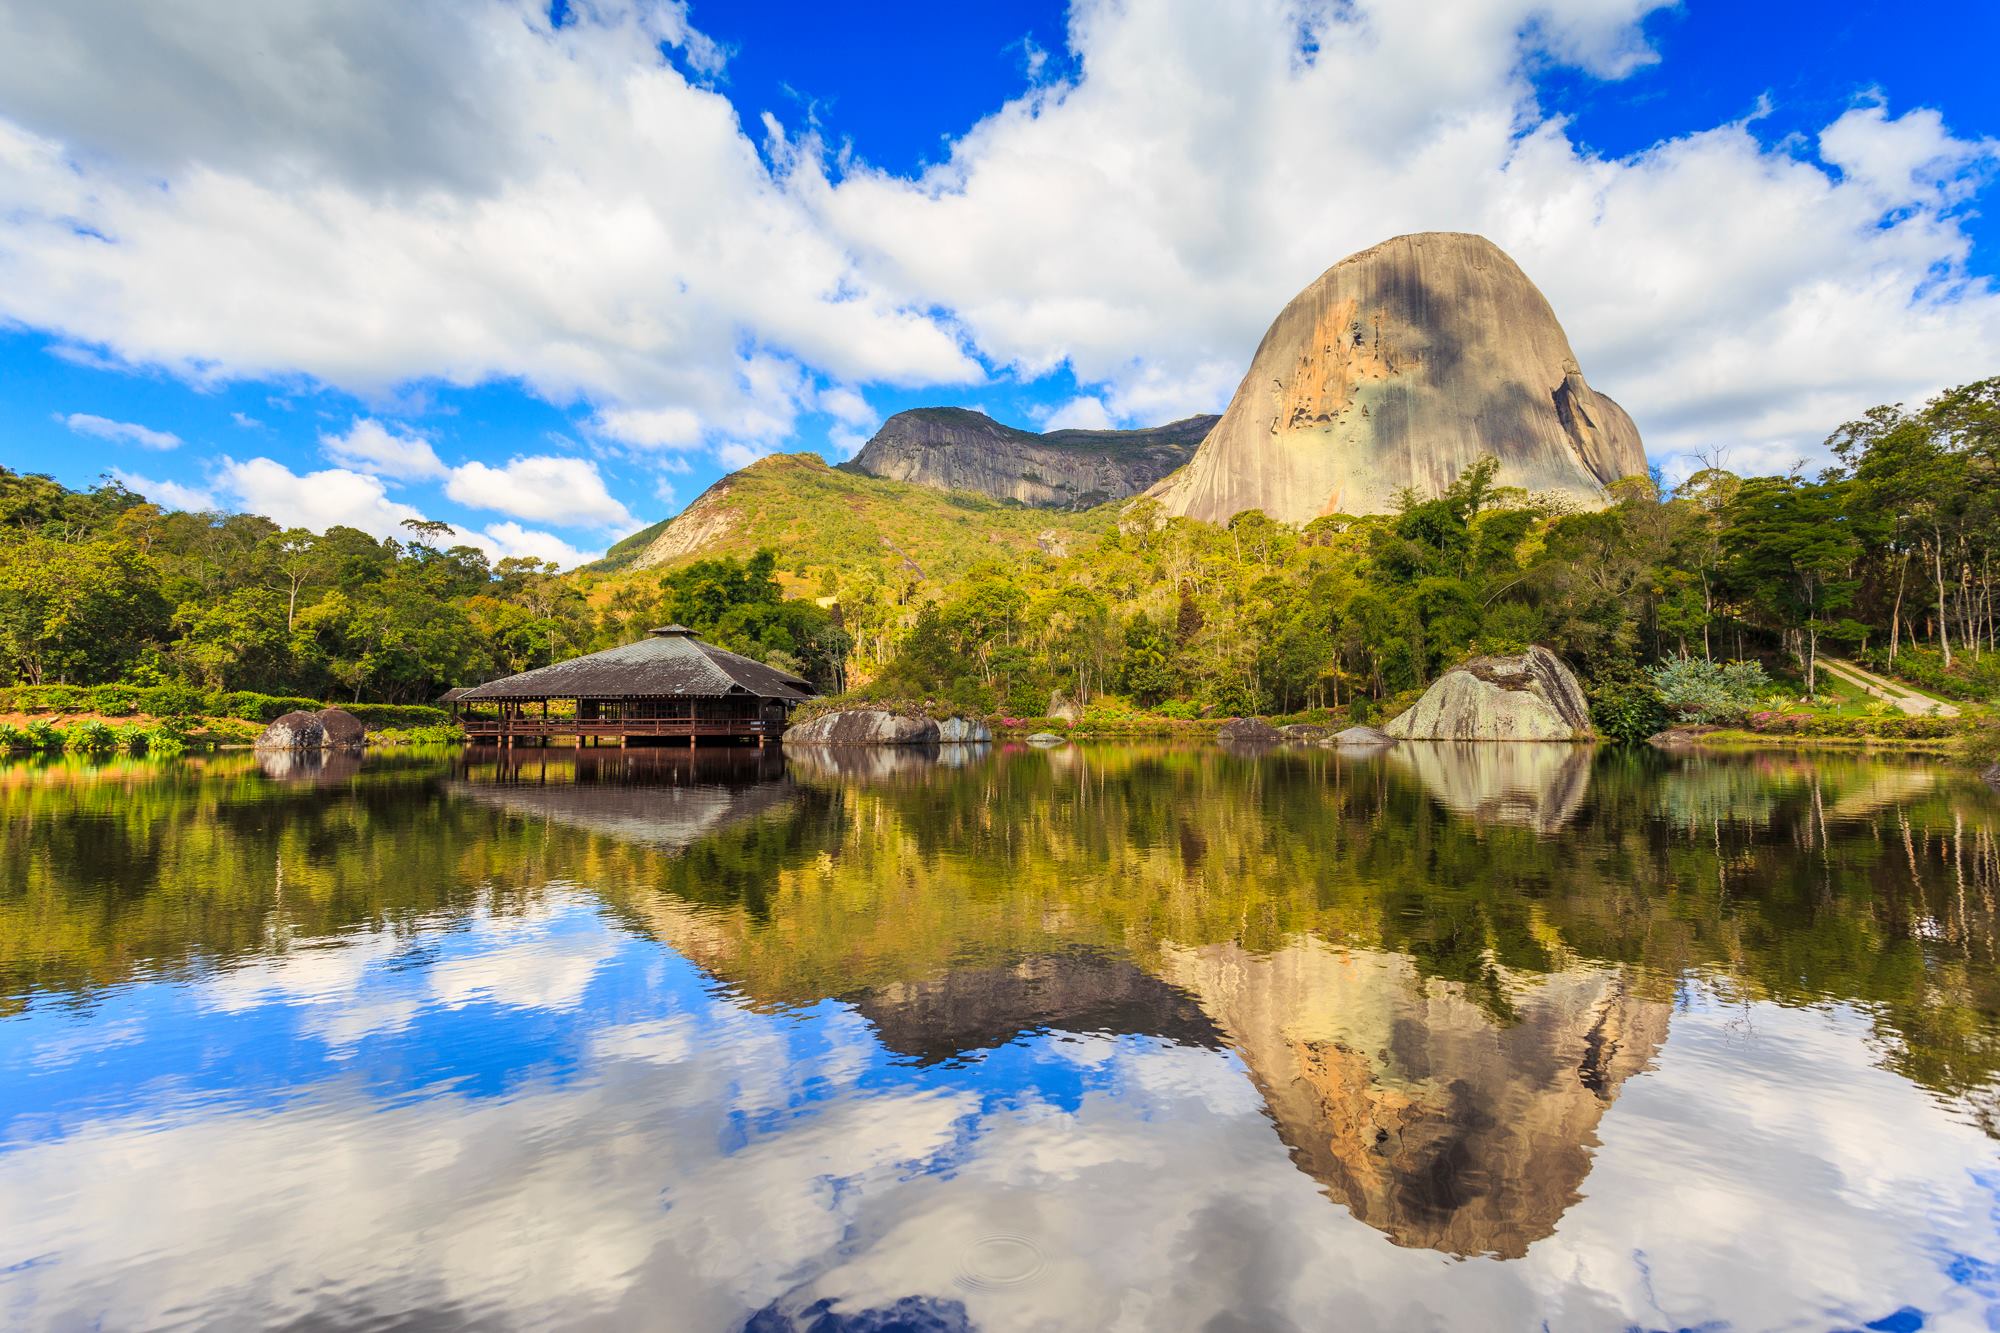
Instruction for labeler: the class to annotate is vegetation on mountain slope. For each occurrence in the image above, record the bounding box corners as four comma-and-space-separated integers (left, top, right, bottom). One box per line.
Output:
4, 378, 1997, 741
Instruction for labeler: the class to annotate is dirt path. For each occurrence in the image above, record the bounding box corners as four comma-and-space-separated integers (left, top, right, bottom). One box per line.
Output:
1818, 657, 1961, 718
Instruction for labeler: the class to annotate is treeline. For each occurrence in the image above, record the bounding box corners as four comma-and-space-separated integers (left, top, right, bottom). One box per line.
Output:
0, 471, 847, 705
6, 376, 1995, 721
857, 377, 2000, 721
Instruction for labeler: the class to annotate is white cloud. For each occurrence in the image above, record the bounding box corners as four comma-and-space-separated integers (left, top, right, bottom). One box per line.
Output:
1041, 395, 1116, 431
476, 521, 600, 570
803, 0, 2000, 464
0, 1, 978, 465
59, 412, 180, 450
2, 0, 1997, 476
446, 455, 634, 529
110, 468, 216, 512
320, 418, 446, 480
220, 456, 426, 538
591, 406, 704, 450
230, 411, 262, 429
815, 385, 875, 427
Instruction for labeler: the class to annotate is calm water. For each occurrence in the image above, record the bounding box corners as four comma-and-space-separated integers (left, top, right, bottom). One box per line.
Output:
3, 743, 1999, 1331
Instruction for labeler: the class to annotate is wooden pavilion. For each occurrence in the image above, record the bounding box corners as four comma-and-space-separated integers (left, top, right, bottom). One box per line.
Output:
448, 625, 814, 747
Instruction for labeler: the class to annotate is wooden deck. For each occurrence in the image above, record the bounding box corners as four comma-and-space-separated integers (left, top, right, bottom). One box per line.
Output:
460, 716, 772, 745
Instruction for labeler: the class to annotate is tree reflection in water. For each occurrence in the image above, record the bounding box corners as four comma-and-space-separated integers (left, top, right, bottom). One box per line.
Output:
2, 740, 1997, 1322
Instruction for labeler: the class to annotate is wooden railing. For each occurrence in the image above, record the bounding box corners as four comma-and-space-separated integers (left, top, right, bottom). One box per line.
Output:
460, 716, 769, 739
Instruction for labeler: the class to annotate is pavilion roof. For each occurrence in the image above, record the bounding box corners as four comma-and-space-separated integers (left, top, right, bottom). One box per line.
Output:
456, 626, 814, 702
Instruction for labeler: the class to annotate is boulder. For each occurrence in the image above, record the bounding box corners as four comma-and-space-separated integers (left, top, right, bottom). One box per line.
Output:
783, 709, 942, 746
1383, 647, 1594, 742
317, 707, 367, 749
1331, 725, 1394, 748
1047, 691, 1081, 725
1647, 727, 1704, 751
1026, 732, 1067, 746
1280, 723, 1330, 744
1984, 763, 2000, 794
255, 710, 326, 750
936, 716, 993, 743
1217, 718, 1283, 746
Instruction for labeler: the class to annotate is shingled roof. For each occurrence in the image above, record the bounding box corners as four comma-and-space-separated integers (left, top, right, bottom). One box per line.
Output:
457, 626, 814, 702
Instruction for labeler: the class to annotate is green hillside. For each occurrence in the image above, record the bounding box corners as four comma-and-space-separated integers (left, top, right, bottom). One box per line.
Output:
583, 452, 1120, 590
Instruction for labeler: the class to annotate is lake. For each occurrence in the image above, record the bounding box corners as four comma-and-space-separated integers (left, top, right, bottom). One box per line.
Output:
2, 742, 1998, 1331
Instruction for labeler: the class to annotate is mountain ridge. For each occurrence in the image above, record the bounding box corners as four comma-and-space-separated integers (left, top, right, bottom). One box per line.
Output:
845, 406, 1215, 508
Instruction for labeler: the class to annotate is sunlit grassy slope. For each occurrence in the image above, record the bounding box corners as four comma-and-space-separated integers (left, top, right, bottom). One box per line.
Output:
582, 452, 1119, 593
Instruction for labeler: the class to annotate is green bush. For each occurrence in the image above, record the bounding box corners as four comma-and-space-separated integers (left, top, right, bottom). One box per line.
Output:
1591, 677, 1668, 744
0, 723, 27, 752
142, 727, 187, 756
114, 723, 149, 753
25, 720, 64, 751
213, 691, 323, 723
72, 720, 118, 752
136, 682, 209, 717
9, 685, 87, 714
1649, 657, 1770, 726
343, 703, 451, 729
89, 685, 141, 716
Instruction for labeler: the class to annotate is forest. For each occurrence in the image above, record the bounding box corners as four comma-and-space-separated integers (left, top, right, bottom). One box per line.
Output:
1, 376, 1995, 738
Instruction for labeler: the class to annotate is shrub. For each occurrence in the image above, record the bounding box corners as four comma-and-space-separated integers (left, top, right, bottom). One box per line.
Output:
11, 685, 87, 714
114, 723, 149, 753
89, 685, 141, 716
213, 691, 323, 723
1649, 657, 1770, 726
142, 727, 187, 756
0, 724, 27, 752
137, 682, 209, 718
1590, 676, 1668, 745
25, 720, 65, 751
342, 703, 451, 729
1155, 699, 1201, 720
72, 721, 118, 752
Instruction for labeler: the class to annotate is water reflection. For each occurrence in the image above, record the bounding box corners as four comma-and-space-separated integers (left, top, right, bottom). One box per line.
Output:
1387, 741, 1594, 831
2, 744, 1998, 1329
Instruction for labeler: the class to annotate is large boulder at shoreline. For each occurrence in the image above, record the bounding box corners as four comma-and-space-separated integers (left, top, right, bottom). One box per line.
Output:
936, 716, 992, 743
254, 710, 326, 750
783, 709, 942, 746
1384, 646, 1594, 741
317, 707, 367, 749
254, 707, 370, 751
1218, 718, 1283, 746
1332, 725, 1394, 748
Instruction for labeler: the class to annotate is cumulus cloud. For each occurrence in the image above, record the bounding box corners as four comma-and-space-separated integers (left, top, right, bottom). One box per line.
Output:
220, 456, 427, 537
110, 468, 216, 512
1041, 395, 1116, 431
1, 0, 1996, 480
319, 418, 446, 480
0, 0, 978, 466
218, 456, 597, 567
803, 0, 2000, 466
445, 455, 634, 529
59, 412, 180, 449
476, 521, 601, 569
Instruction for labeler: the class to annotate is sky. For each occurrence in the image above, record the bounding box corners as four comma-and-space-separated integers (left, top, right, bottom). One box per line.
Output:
0, 0, 1996, 568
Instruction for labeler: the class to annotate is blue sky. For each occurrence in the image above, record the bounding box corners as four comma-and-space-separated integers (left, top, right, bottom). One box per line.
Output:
0, 0, 1995, 566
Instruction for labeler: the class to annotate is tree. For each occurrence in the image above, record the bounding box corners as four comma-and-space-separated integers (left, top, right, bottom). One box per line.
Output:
1723, 475, 1861, 696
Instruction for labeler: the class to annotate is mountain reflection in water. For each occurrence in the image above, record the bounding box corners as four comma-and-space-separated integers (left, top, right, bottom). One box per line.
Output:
2, 742, 1998, 1330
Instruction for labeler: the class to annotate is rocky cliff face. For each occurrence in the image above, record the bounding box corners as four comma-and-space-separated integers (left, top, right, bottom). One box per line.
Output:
1148, 232, 1645, 523
849, 407, 1215, 508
